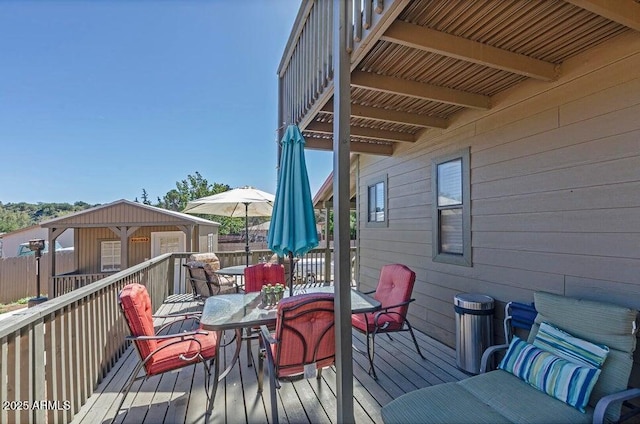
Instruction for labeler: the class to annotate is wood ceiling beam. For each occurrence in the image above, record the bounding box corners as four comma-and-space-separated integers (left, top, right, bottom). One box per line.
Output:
565, 0, 640, 32
381, 21, 559, 81
305, 121, 416, 143
322, 100, 448, 129
304, 136, 394, 156
352, 70, 491, 110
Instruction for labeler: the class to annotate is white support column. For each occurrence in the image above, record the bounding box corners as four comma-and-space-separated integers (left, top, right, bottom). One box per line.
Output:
333, 0, 353, 422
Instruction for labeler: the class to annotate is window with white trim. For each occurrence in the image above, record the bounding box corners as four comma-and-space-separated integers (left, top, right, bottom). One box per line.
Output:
432, 148, 471, 266
101, 240, 121, 272
366, 175, 387, 227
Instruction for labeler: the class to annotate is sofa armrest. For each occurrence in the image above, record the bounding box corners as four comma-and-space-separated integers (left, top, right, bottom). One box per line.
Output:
479, 344, 509, 373
593, 387, 640, 424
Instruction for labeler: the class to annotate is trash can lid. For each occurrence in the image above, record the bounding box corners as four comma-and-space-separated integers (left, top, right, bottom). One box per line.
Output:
454, 293, 494, 310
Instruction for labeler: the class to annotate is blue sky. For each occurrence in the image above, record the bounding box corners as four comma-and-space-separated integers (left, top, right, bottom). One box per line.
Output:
0, 0, 333, 205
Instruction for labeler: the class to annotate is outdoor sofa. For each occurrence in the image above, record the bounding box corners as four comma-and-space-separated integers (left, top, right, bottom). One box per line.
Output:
382, 291, 639, 424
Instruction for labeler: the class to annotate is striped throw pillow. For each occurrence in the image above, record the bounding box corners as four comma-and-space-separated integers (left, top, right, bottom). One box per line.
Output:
499, 337, 601, 412
533, 322, 609, 368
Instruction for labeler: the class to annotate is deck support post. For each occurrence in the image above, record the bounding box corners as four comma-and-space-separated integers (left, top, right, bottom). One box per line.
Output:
333, 0, 353, 422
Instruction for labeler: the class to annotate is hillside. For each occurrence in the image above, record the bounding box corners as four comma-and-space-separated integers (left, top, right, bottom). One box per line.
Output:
0, 201, 98, 233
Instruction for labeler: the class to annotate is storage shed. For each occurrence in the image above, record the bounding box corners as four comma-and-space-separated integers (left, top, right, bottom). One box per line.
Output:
40, 199, 220, 295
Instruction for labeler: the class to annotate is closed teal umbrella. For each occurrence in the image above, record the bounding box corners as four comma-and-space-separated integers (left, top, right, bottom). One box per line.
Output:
268, 125, 319, 296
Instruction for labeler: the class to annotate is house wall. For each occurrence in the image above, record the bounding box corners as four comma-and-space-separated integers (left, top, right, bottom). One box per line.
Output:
1, 227, 74, 258
356, 31, 640, 366
76, 226, 188, 274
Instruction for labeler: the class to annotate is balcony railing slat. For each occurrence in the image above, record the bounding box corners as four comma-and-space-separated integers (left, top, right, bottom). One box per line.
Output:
354, 0, 363, 41
364, 0, 373, 29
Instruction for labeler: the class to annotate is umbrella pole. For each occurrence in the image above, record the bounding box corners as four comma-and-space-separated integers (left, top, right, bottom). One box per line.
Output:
288, 251, 294, 297
244, 202, 250, 267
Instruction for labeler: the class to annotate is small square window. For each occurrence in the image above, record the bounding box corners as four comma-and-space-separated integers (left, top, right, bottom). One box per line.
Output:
101, 240, 121, 272
366, 175, 387, 228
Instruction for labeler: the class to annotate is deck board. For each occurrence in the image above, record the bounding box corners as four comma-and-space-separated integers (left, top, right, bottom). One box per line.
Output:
71, 294, 465, 424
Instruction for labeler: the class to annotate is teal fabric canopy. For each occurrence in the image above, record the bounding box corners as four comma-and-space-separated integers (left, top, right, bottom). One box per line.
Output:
268, 125, 318, 292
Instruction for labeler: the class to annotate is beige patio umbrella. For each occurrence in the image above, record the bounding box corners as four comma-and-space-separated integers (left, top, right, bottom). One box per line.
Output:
183, 186, 275, 266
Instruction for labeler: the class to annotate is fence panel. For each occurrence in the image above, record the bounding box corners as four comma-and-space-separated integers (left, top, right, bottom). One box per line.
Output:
0, 252, 75, 304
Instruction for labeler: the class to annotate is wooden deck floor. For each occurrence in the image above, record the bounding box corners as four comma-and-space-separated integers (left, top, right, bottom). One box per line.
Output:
71, 294, 468, 424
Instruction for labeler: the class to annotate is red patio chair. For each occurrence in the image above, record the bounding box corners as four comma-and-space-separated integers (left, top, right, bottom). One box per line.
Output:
114, 283, 220, 421
351, 264, 425, 379
243, 262, 287, 365
244, 262, 286, 293
258, 293, 335, 424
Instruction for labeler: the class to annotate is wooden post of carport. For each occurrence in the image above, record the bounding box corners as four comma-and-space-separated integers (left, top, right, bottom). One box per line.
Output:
177, 225, 194, 252
47, 226, 66, 298
108, 226, 140, 270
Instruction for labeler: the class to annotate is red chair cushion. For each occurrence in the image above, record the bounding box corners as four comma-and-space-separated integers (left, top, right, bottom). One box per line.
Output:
244, 263, 286, 293
146, 329, 218, 376
119, 284, 158, 359
273, 293, 335, 377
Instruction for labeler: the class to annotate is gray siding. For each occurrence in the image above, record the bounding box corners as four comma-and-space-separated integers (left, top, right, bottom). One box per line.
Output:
357, 34, 640, 357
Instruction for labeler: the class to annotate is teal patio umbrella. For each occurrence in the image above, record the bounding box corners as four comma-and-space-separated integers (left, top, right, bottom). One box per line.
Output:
268, 125, 319, 296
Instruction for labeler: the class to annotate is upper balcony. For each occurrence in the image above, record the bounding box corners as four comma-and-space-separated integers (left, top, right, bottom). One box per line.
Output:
278, 0, 637, 156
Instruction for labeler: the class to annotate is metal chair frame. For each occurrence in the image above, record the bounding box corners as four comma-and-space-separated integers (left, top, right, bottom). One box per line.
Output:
355, 292, 425, 379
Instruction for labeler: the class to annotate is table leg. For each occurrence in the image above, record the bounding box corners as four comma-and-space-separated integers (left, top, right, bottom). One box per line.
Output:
217, 328, 243, 381
206, 330, 223, 420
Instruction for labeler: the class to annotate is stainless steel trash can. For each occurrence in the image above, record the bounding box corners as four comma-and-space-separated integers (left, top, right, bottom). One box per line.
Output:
454, 293, 494, 374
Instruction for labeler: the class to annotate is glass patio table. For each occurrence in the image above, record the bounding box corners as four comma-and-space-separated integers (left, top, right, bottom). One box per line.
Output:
200, 286, 380, 417
200, 286, 381, 380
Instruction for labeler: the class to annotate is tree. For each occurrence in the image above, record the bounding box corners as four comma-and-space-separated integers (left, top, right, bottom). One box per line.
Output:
149, 171, 244, 235
326, 210, 357, 240
141, 189, 151, 205
0, 201, 96, 233
0, 208, 32, 232
154, 172, 230, 212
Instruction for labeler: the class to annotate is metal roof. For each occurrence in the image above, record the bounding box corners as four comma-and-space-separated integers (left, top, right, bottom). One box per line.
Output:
40, 199, 220, 228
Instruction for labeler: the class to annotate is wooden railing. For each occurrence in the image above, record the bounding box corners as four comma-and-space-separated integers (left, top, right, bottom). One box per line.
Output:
0, 253, 189, 424
216, 246, 357, 284
51, 273, 109, 297
278, 0, 396, 128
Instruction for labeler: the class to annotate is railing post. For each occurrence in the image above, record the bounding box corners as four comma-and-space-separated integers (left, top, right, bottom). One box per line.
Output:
33, 319, 46, 423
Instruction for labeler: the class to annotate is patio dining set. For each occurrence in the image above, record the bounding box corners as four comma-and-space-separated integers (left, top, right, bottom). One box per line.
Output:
113, 253, 425, 424
112, 250, 640, 424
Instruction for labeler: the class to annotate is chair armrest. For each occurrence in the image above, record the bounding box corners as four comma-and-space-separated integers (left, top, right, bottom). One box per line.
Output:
593, 388, 640, 424
126, 329, 208, 341
259, 325, 278, 345
479, 344, 509, 373
372, 299, 415, 329
153, 312, 202, 319
378, 298, 414, 312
